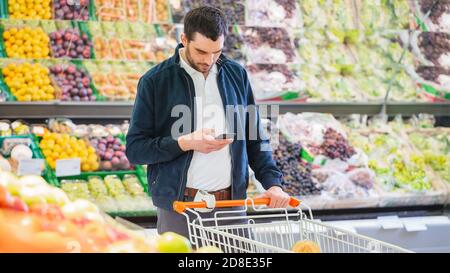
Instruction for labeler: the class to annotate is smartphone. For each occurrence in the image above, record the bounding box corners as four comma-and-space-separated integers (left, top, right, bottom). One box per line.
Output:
215, 133, 236, 140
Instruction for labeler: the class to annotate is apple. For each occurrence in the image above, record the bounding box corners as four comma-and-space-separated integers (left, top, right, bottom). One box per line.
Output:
8, 196, 29, 212
0, 185, 12, 207
156, 232, 192, 253
19, 187, 48, 206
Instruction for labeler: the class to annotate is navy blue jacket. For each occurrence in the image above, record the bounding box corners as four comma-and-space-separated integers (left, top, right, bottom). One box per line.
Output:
126, 44, 283, 211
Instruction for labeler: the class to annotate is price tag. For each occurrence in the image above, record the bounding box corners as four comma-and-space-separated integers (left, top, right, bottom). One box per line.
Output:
56, 158, 81, 177
17, 159, 44, 175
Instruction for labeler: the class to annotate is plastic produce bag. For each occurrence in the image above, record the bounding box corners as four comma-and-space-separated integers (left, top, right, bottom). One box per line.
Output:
347, 168, 375, 189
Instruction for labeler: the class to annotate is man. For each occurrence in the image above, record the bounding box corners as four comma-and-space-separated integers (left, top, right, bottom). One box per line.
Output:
126, 6, 290, 238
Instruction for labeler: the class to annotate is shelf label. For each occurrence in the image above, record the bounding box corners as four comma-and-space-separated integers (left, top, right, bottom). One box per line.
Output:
17, 159, 44, 176
56, 158, 81, 177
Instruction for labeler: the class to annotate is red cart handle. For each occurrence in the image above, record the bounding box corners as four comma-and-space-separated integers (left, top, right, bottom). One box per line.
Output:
173, 197, 301, 214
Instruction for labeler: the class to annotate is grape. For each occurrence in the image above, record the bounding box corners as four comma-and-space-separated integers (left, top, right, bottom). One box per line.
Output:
419, 0, 450, 25
242, 27, 296, 62
87, 176, 108, 198
123, 174, 145, 196
223, 31, 245, 62
418, 32, 450, 66
104, 175, 127, 197
319, 128, 356, 161
416, 66, 450, 82
273, 134, 322, 196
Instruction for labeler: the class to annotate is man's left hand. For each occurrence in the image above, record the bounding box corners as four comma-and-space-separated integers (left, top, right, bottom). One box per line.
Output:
255, 186, 290, 208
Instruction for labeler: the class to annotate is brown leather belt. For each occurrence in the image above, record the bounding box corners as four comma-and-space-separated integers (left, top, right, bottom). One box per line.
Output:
184, 187, 231, 201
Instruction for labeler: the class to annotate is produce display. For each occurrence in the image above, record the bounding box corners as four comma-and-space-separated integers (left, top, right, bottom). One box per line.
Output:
0, 171, 182, 253
49, 28, 93, 59
54, 0, 90, 20
246, 64, 302, 100
246, 0, 300, 28
49, 64, 96, 101
83, 60, 147, 101
417, 32, 450, 68
88, 21, 172, 62
277, 113, 378, 204
0, 120, 31, 136
171, 0, 245, 24
415, 0, 450, 32
241, 26, 297, 64
39, 132, 99, 171
408, 130, 450, 185
89, 135, 132, 171
3, 26, 50, 59
60, 174, 154, 213
296, 30, 420, 102
299, 0, 411, 30
272, 133, 322, 196
7, 0, 52, 19
2, 62, 55, 101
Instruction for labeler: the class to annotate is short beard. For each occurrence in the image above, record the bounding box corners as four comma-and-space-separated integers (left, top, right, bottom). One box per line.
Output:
185, 45, 210, 73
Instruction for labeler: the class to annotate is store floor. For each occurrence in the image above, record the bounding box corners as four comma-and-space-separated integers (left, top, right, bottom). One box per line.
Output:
144, 215, 450, 253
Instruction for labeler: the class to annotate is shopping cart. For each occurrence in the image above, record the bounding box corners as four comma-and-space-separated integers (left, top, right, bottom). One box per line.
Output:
173, 197, 413, 253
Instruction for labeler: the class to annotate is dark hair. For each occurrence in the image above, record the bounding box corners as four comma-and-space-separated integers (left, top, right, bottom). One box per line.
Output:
184, 6, 228, 41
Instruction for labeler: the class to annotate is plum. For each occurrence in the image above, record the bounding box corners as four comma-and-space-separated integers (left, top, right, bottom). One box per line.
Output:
104, 151, 113, 161
111, 157, 120, 168
114, 151, 123, 158
72, 95, 80, 101
87, 88, 92, 96
70, 88, 79, 96
120, 145, 126, 152
67, 66, 76, 74
81, 96, 89, 101
106, 135, 115, 144
101, 161, 112, 171
79, 88, 88, 97
98, 143, 106, 151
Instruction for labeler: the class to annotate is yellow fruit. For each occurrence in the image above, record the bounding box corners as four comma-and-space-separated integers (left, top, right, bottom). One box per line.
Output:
291, 240, 321, 253
2, 62, 54, 101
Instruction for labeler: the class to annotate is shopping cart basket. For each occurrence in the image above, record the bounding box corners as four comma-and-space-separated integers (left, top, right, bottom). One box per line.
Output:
173, 197, 413, 253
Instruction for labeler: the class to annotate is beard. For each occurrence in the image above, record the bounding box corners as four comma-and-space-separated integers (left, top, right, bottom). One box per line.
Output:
184, 46, 213, 73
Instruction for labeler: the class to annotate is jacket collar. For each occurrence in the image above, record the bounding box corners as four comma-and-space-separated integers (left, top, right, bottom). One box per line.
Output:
171, 43, 229, 71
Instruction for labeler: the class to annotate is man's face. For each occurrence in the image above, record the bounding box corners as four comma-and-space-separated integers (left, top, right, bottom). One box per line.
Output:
181, 32, 224, 73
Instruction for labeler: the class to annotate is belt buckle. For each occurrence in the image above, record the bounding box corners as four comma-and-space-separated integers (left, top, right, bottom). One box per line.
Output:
193, 190, 216, 213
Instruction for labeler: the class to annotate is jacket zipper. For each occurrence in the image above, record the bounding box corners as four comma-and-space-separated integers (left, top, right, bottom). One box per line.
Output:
177, 72, 195, 201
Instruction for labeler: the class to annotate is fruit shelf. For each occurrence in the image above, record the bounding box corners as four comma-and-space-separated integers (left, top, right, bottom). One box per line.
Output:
0, 101, 449, 119
33, 132, 154, 217
0, 134, 56, 184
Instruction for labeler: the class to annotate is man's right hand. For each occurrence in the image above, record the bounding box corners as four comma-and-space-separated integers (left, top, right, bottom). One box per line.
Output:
177, 128, 233, 154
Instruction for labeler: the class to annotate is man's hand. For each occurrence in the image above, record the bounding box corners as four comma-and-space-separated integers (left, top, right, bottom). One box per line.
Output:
178, 128, 233, 154
255, 186, 290, 208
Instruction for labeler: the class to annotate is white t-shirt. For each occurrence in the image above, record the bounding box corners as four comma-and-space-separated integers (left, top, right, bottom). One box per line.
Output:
179, 49, 232, 191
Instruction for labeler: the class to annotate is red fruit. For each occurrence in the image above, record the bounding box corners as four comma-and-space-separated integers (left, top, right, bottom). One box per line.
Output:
82, 77, 90, 87
106, 227, 130, 243
8, 196, 29, 212
67, 65, 76, 74
119, 145, 126, 152
114, 151, 123, 157
0, 186, 12, 207
64, 32, 72, 41
30, 204, 65, 221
